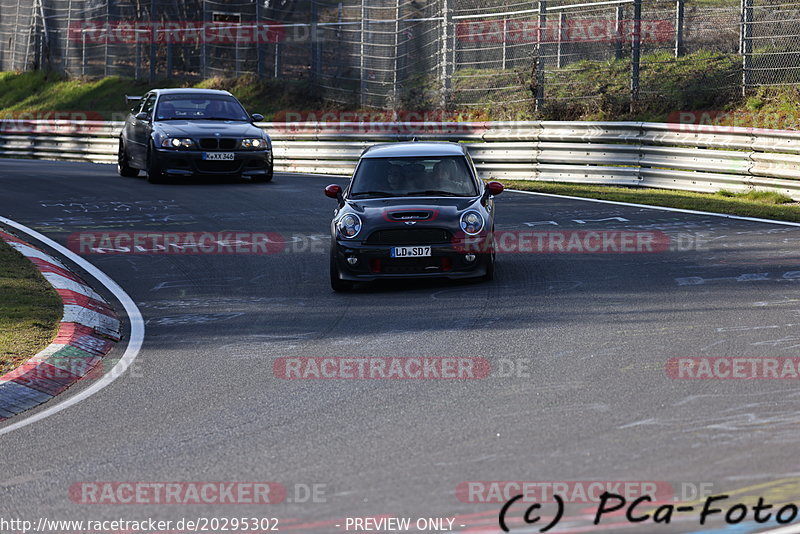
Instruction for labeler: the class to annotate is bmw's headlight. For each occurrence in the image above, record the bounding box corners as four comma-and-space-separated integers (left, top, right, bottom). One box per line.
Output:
161, 137, 195, 149
460, 210, 484, 235
336, 213, 362, 239
241, 138, 267, 149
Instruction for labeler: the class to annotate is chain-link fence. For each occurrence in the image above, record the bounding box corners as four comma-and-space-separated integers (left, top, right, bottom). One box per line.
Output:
0, 0, 792, 115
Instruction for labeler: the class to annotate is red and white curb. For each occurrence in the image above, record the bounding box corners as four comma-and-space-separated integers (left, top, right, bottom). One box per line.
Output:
0, 229, 121, 421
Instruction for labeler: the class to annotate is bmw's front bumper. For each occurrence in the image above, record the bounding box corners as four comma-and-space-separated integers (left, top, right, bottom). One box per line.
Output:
153, 148, 272, 177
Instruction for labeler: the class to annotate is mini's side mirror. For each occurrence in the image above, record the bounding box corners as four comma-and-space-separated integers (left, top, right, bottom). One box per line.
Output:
481, 180, 504, 204
135, 111, 150, 121
325, 184, 344, 206
486, 181, 504, 196
251, 113, 264, 122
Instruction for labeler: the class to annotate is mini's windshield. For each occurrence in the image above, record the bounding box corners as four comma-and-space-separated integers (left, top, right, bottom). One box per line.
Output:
154, 94, 250, 121
349, 156, 477, 198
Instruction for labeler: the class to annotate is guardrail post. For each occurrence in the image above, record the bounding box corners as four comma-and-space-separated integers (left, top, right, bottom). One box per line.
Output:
360, 0, 366, 108
440, 0, 453, 108
166, 40, 173, 79
630, 0, 641, 112
202, 0, 208, 78
393, 0, 401, 105
274, 41, 282, 78
149, 0, 156, 83
502, 19, 507, 70
741, 0, 753, 96
135, 41, 141, 80
557, 12, 565, 69
310, 0, 320, 83
81, 31, 86, 76
256, 0, 264, 78
615, 5, 623, 61
535, 0, 546, 112
674, 0, 685, 58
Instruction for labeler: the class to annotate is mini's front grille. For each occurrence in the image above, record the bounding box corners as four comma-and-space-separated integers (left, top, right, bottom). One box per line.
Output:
365, 229, 451, 245
381, 257, 446, 274
199, 138, 237, 150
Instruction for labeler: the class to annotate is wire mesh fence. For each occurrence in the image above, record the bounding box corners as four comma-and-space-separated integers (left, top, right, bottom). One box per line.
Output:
0, 0, 791, 116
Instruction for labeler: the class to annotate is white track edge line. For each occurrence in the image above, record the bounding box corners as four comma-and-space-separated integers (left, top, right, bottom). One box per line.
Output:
0, 216, 144, 436
508, 189, 800, 227
758, 524, 800, 534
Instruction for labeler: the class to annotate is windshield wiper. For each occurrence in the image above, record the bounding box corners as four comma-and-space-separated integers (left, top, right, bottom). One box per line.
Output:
407, 190, 463, 196
350, 191, 397, 198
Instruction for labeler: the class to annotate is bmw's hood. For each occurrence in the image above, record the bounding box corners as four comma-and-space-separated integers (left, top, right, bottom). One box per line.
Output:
154, 120, 262, 137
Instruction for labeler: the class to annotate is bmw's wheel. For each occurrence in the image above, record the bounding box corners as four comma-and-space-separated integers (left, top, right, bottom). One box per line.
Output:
330, 254, 353, 292
146, 143, 166, 184
117, 139, 139, 177
251, 165, 273, 183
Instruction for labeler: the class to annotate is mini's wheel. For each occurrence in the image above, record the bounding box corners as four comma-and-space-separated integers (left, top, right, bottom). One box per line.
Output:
330, 255, 353, 292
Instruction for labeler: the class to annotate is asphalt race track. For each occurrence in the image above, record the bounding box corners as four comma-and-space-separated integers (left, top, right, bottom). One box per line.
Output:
2, 159, 800, 534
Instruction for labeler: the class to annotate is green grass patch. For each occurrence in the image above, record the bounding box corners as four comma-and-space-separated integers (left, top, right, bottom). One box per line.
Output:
452, 50, 742, 122
0, 71, 329, 121
500, 180, 800, 223
716, 189, 794, 204
0, 238, 62, 376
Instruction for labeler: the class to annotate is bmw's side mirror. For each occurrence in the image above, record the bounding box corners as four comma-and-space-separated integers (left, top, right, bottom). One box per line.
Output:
135, 111, 150, 121
325, 184, 344, 206
251, 113, 264, 122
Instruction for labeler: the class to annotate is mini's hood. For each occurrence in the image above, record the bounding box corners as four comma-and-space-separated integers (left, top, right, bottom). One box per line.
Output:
344, 196, 482, 225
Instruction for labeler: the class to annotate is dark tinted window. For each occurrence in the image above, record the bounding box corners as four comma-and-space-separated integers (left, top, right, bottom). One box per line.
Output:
350, 156, 477, 198
141, 94, 156, 114
154, 94, 249, 121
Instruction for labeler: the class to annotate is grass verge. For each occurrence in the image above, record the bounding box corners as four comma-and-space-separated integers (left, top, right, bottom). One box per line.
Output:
0, 238, 62, 376
501, 181, 800, 223
0, 71, 330, 121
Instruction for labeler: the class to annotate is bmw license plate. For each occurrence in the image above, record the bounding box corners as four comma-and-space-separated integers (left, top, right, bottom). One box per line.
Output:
202, 152, 234, 161
391, 246, 432, 258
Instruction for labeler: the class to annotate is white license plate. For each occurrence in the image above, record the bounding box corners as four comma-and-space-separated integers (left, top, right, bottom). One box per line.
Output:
391, 246, 432, 258
202, 152, 235, 161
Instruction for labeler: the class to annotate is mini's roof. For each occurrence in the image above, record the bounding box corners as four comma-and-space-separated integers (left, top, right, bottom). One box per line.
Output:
361, 141, 468, 158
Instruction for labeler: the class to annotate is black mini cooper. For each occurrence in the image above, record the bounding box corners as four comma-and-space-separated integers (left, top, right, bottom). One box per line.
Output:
325, 141, 504, 291
118, 88, 273, 183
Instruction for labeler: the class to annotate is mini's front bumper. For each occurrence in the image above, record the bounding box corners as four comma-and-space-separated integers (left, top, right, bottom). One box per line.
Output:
332, 239, 491, 281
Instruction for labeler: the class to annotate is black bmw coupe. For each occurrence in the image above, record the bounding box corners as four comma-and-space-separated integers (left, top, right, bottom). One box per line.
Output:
325, 141, 504, 291
118, 88, 273, 184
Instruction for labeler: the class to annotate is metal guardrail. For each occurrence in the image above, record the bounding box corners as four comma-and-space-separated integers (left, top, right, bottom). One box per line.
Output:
3, 120, 800, 200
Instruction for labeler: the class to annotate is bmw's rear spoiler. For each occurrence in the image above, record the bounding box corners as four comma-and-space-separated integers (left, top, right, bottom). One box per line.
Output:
125, 95, 142, 109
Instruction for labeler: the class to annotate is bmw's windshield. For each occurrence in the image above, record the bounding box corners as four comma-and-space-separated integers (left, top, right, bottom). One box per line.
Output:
154, 94, 250, 122
349, 156, 478, 198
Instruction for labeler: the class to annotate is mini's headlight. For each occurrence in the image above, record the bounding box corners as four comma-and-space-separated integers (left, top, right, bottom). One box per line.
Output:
460, 210, 484, 235
161, 137, 194, 149
336, 213, 362, 239
241, 138, 266, 149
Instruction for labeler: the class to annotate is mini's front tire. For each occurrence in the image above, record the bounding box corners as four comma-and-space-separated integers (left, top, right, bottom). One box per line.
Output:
330, 255, 353, 292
